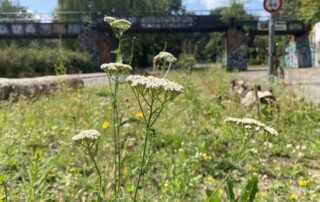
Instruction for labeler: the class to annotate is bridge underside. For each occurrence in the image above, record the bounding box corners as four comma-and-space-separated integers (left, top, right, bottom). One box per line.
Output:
0, 16, 309, 39
0, 15, 312, 70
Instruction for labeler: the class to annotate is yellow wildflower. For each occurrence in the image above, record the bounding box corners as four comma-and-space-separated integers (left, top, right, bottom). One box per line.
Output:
101, 121, 110, 129
218, 189, 224, 194
256, 191, 267, 197
135, 112, 143, 119
248, 165, 256, 172
290, 193, 297, 200
163, 183, 169, 188
207, 175, 214, 181
298, 179, 308, 187
203, 155, 212, 161
69, 167, 76, 173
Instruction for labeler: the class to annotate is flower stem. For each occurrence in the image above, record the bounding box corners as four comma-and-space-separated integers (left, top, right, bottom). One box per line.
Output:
88, 147, 103, 201
208, 133, 249, 201
208, 169, 234, 201
133, 127, 150, 202
163, 62, 172, 78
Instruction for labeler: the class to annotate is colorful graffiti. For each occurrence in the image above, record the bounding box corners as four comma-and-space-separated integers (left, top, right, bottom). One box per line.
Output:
296, 34, 313, 67
226, 28, 248, 71
285, 40, 298, 68
285, 34, 313, 68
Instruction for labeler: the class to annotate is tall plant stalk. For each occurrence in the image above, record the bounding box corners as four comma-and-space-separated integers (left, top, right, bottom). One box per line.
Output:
126, 75, 184, 201
101, 16, 132, 200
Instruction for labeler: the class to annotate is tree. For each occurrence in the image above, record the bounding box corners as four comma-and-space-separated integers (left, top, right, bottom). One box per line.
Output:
219, 0, 254, 23
299, 0, 320, 24
57, 0, 185, 68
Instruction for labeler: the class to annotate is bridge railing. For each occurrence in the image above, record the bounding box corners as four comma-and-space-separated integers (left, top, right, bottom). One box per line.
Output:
0, 12, 87, 23
0, 10, 304, 24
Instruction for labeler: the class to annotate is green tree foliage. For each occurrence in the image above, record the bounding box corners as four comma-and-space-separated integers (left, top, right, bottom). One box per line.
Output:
217, 0, 254, 23
58, 0, 183, 14
299, 0, 320, 24
205, 0, 253, 63
0, 0, 26, 13
0, 45, 93, 78
58, 0, 185, 68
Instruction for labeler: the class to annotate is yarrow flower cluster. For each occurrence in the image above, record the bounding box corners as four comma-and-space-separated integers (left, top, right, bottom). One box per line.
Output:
101, 62, 132, 75
104, 16, 116, 24
104, 16, 131, 37
224, 117, 278, 136
126, 75, 183, 99
72, 129, 102, 143
153, 51, 177, 64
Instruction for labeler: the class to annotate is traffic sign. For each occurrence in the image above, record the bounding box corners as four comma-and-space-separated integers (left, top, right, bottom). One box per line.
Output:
263, 0, 283, 14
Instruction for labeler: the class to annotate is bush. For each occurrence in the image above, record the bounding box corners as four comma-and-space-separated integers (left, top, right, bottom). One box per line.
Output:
0, 45, 93, 78
177, 53, 197, 73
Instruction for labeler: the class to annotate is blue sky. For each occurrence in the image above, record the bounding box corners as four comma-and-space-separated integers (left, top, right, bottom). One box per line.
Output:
18, 0, 268, 17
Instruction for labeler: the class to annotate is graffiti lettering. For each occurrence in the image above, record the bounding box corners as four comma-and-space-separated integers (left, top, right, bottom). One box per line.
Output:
25, 24, 36, 34
141, 16, 193, 28
39, 24, 52, 34
68, 24, 83, 34
0, 24, 9, 34
11, 24, 23, 35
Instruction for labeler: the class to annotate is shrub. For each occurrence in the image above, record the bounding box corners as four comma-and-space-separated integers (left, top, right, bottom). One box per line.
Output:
0, 45, 93, 78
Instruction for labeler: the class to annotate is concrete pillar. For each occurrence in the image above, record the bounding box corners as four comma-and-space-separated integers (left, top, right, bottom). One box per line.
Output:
285, 33, 313, 68
296, 33, 313, 68
78, 30, 116, 71
225, 28, 248, 71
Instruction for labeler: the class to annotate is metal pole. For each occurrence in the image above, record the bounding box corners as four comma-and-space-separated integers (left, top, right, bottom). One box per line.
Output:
268, 13, 275, 76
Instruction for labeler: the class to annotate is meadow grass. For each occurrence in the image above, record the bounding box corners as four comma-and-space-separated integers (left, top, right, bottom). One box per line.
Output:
0, 66, 319, 201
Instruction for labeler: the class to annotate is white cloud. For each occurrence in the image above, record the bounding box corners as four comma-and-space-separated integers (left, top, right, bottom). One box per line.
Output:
200, 0, 249, 10
200, 0, 229, 10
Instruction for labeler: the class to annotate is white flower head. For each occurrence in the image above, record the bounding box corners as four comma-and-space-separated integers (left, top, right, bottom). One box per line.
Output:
101, 62, 132, 75
110, 19, 131, 36
126, 75, 183, 98
154, 51, 177, 64
224, 117, 278, 136
72, 129, 102, 144
104, 16, 116, 24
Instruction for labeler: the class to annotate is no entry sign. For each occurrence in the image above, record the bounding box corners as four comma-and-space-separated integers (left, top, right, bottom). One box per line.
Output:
263, 0, 283, 14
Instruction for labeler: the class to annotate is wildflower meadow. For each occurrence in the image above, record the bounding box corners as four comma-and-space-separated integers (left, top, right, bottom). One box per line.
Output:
0, 17, 320, 202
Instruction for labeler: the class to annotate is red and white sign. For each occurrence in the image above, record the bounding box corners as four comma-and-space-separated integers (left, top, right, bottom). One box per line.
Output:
263, 0, 283, 14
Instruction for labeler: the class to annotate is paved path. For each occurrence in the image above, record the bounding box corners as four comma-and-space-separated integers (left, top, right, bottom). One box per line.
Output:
81, 68, 320, 104
2, 67, 318, 104
236, 67, 320, 104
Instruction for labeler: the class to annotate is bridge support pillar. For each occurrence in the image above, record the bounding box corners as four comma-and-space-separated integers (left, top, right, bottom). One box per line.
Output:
295, 33, 313, 68
285, 33, 313, 68
225, 28, 248, 71
78, 30, 116, 70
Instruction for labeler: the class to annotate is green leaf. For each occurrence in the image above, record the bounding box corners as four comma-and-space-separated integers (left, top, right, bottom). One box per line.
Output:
111, 49, 120, 55
225, 179, 235, 201
0, 174, 6, 183
238, 175, 259, 202
206, 190, 221, 202
120, 117, 143, 126
96, 92, 112, 98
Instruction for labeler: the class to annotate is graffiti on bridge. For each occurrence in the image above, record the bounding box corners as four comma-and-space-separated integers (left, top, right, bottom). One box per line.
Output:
0, 23, 83, 36
141, 16, 194, 28
226, 29, 248, 71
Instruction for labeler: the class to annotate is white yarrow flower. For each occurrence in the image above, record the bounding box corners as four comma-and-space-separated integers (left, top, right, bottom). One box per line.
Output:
126, 75, 183, 94
72, 129, 102, 143
110, 19, 131, 35
224, 117, 278, 136
104, 16, 116, 24
101, 63, 132, 75
154, 51, 177, 64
